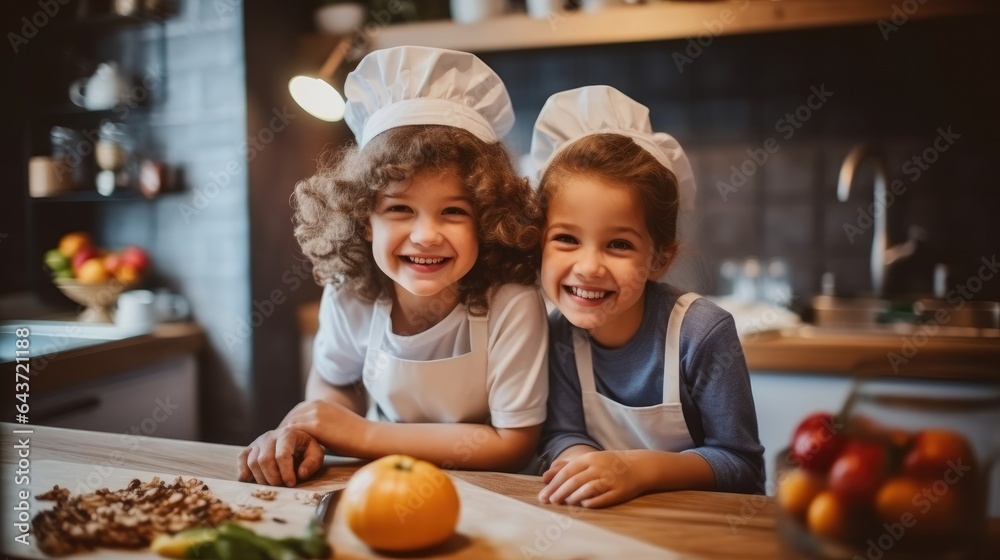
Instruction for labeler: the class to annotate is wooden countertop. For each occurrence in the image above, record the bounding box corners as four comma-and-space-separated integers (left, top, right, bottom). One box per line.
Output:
299, 301, 1000, 381
3, 424, 997, 559
742, 327, 1000, 381
28, 322, 204, 396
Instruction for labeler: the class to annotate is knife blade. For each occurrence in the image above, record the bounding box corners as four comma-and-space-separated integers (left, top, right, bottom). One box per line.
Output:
311, 489, 342, 557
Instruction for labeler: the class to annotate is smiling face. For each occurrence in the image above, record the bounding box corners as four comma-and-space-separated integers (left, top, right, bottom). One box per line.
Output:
541, 173, 667, 348
368, 168, 479, 312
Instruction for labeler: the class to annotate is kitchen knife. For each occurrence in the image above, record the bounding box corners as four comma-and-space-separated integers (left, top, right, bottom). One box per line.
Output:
310, 489, 342, 557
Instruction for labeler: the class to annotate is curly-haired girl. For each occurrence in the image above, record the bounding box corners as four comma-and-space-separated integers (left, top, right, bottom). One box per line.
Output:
238, 47, 549, 486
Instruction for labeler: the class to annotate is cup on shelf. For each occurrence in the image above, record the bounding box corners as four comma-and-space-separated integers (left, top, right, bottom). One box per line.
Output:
68, 62, 130, 111
314, 2, 366, 34
153, 290, 190, 323
451, 0, 506, 23
580, 0, 626, 13
29, 156, 75, 197
95, 140, 127, 171
526, 0, 563, 19
115, 289, 158, 333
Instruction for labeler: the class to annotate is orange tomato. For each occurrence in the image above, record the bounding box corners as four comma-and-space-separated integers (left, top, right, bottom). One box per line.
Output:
777, 468, 825, 519
877, 475, 966, 539
902, 429, 976, 480
342, 454, 460, 552
807, 491, 849, 541
912, 478, 962, 537
875, 476, 923, 524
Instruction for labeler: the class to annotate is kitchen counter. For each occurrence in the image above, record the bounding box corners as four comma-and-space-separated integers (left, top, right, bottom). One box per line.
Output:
743, 326, 1000, 382
17, 322, 204, 396
298, 301, 1000, 381
3, 424, 997, 559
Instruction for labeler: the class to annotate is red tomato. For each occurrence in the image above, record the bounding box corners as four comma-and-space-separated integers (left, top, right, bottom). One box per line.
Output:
790, 412, 846, 472
829, 440, 887, 509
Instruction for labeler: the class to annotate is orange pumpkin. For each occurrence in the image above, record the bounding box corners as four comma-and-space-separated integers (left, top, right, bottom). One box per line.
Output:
342, 454, 460, 551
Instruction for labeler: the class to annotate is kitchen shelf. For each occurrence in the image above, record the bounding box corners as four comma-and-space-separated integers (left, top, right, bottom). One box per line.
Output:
29, 189, 152, 203
340, 0, 996, 53
69, 12, 168, 30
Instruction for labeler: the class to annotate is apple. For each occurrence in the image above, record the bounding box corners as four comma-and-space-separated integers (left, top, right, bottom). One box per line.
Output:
103, 252, 124, 276
115, 263, 140, 285
790, 412, 846, 473
121, 245, 149, 274
44, 249, 70, 273
75, 258, 109, 284
72, 246, 100, 273
829, 440, 887, 509
57, 231, 92, 258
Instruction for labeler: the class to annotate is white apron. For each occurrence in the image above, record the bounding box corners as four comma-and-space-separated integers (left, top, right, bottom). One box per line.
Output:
362, 299, 489, 424
574, 292, 700, 451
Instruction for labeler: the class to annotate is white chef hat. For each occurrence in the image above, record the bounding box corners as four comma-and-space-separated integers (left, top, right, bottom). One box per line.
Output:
529, 85, 695, 219
344, 46, 515, 149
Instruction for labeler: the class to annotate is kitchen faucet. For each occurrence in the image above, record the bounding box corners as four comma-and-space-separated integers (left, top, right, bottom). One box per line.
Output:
837, 144, 921, 298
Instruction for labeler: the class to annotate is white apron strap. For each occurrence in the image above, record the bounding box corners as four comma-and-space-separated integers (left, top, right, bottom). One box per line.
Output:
364, 298, 391, 370
469, 312, 488, 352
573, 328, 596, 393
664, 292, 701, 404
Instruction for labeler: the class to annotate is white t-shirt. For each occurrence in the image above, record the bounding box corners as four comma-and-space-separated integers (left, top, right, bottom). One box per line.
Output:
312, 283, 549, 428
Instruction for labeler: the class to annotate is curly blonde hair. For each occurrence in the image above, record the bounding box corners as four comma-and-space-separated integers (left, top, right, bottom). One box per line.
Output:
294, 125, 540, 315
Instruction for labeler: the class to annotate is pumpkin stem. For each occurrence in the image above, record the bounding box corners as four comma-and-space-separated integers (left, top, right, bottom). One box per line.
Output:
395, 456, 413, 471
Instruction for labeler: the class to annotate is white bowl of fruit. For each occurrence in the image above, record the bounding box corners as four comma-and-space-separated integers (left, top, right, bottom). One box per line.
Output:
44, 232, 150, 323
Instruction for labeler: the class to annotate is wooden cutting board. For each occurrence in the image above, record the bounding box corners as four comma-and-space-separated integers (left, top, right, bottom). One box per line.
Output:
5, 460, 324, 559
4, 460, 678, 559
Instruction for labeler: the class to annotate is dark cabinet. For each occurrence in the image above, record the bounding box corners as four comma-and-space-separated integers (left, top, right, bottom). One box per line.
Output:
19, 0, 174, 302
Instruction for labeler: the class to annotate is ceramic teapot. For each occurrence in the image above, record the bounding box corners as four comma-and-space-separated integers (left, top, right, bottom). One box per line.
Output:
69, 62, 130, 111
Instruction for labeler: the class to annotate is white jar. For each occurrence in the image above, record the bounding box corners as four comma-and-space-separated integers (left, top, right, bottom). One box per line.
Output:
451, 0, 506, 24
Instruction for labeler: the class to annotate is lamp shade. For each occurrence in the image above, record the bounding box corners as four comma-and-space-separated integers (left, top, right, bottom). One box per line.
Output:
289, 35, 355, 122
289, 75, 346, 122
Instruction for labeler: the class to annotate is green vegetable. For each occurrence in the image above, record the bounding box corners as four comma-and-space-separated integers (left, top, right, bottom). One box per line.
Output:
184, 539, 222, 559
210, 535, 267, 560
152, 522, 330, 560
217, 524, 301, 560
279, 520, 331, 559
152, 527, 218, 558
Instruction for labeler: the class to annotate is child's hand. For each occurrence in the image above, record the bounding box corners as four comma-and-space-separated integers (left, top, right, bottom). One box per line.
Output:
538, 450, 644, 508
541, 444, 596, 482
237, 428, 325, 487
283, 399, 364, 454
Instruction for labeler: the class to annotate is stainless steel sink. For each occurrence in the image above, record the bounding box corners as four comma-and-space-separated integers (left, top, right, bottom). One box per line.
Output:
788, 324, 999, 340
0, 320, 146, 363
913, 299, 1000, 329
811, 295, 890, 327
806, 296, 1000, 338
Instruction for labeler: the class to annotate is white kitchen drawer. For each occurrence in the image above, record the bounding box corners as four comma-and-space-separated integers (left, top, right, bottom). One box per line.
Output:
33, 355, 198, 441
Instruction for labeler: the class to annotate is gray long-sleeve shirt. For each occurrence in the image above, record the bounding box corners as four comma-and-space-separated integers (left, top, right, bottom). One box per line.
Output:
541, 281, 765, 494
